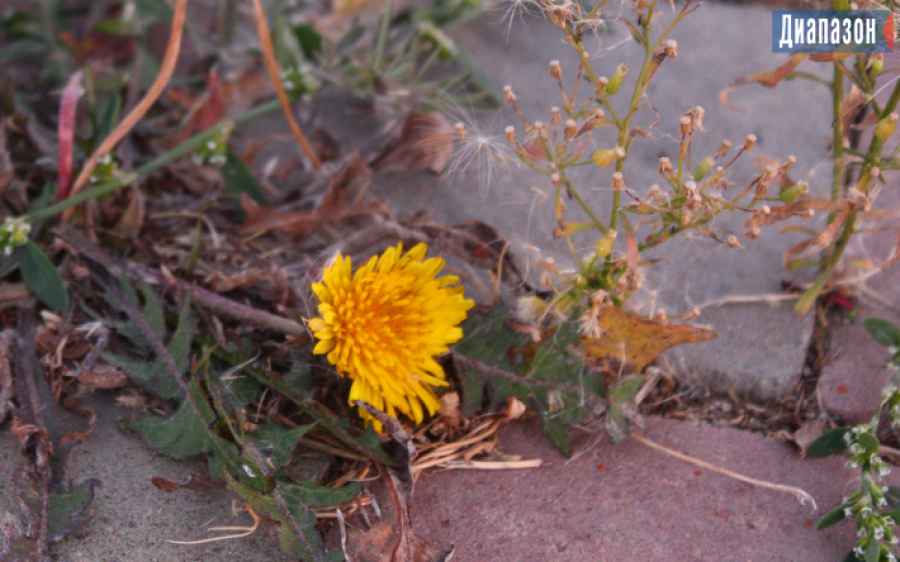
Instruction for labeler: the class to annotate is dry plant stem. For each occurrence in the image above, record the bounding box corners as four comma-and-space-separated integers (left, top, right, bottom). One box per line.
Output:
797, 76, 900, 314
250, 0, 322, 170
130, 262, 308, 337
832, 64, 845, 206
632, 433, 817, 509
64, 0, 189, 220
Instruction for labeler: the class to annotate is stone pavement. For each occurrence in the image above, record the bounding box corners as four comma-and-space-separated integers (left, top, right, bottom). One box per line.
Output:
293, 2, 833, 400
1, 398, 877, 561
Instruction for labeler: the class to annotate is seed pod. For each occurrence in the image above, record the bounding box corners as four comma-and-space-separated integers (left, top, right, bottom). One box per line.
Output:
564, 119, 577, 138
693, 156, 715, 182
505, 126, 517, 144
743, 134, 757, 151
550, 107, 562, 126
659, 156, 673, 176
679, 116, 692, 136
611, 172, 625, 190
665, 40, 678, 60
872, 53, 884, 75
550, 60, 562, 80
716, 140, 732, 158
503, 85, 517, 103
607, 65, 628, 95
875, 113, 899, 141
595, 229, 617, 258
592, 146, 626, 168
779, 181, 808, 203
726, 235, 743, 249
597, 77, 609, 96
551, 172, 560, 186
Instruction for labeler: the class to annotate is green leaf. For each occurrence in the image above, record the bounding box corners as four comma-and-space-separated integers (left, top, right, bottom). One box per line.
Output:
46, 478, 99, 543
92, 91, 121, 149
282, 478, 360, 508
864, 318, 900, 349
129, 379, 215, 458
857, 432, 881, 456
816, 505, 848, 530
224, 473, 343, 562
221, 151, 266, 205
17, 240, 69, 312
864, 540, 879, 562
806, 428, 851, 458
540, 413, 571, 458
885, 486, 900, 509
841, 549, 859, 562
103, 294, 194, 399
884, 509, 900, 525
249, 423, 316, 471
293, 23, 323, 60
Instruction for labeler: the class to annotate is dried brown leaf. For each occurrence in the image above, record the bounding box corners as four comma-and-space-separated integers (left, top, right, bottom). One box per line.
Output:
743, 199, 843, 231
720, 54, 806, 110
77, 365, 127, 390
580, 304, 717, 373
151, 473, 219, 494
374, 112, 453, 174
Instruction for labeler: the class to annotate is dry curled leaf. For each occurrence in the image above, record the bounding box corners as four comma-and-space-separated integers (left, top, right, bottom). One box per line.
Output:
743, 199, 843, 232
720, 54, 806, 110
240, 152, 374, 238
580, 304, 717, 373
374, 112, 453, 174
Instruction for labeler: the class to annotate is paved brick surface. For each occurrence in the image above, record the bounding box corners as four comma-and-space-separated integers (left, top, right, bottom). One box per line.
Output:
411, 417, 877, 562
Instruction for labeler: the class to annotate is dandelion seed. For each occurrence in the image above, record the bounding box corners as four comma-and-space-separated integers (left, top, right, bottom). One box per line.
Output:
308, 243, 474, 430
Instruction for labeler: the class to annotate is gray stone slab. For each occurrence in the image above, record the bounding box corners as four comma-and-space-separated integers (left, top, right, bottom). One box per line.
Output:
351, 4, 825, 398
411, 417, 884, 562
0, 397, 293, 562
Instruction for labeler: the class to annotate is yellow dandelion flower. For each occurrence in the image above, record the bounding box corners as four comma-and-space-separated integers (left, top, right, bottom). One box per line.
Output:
308, 243, 474, 429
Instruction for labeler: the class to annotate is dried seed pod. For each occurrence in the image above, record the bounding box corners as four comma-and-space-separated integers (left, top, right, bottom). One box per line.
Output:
505, 125, 517, 144
550, 106, 562, 126
679, 115, 692, 136
551, 172, 560, 186
550, 60, 562, 80
726, 235, 743, 249
717, 139, 732, 158
597, 76, 609, 96
665, 39, 678, 59
659, 156, 673, 176
564, 119, 577, 138
611, 172, 625, 190
592, 146, 626, 168
504, 85, 518, 103
743, 134, 757, 151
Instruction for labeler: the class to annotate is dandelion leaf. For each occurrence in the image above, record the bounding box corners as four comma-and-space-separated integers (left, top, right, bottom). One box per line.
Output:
580, 304, 717, 373
248, 422, 316, 471
128, 378, 215, 459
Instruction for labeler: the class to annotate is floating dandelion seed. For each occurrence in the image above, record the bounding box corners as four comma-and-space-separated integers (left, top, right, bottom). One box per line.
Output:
308, 243, 474, 430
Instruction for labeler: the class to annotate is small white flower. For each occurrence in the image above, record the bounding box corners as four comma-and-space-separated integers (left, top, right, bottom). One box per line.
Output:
846, 507, 856, 517
882, 466, 892, 477
849, 460, 860, 469
854, 545, 866, 555
206, 140, 218, 151
891, 534, 899, 544
875, 527, 885, 540
851, 444, 863, 454
878, 498, 888, 508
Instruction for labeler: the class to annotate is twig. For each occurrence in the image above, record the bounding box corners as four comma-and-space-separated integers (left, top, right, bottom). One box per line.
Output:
250, 0, 322, 169
65, 0, 189, 219
632, 433, 817, 510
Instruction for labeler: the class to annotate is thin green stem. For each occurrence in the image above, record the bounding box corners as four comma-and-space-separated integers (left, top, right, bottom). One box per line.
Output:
29, 99, 282, 221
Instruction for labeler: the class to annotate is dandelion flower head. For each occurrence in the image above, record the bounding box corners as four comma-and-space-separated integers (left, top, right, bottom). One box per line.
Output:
308, 243, 474, 428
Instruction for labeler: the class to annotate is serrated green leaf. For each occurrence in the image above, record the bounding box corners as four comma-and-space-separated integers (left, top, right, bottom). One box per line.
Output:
224, 473, 343, 562
283, 478, 360, 508
806, 428, 851, 458
129, 379, 215, 458
816, 505, 848, 530
17, 241, 68, 312
221, 151, 266, 205
540, 413, 571, 457
103, 295, 194, 399
249, 423, 316, 471
864, 318, 900, 349
138, 278, 165, 339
